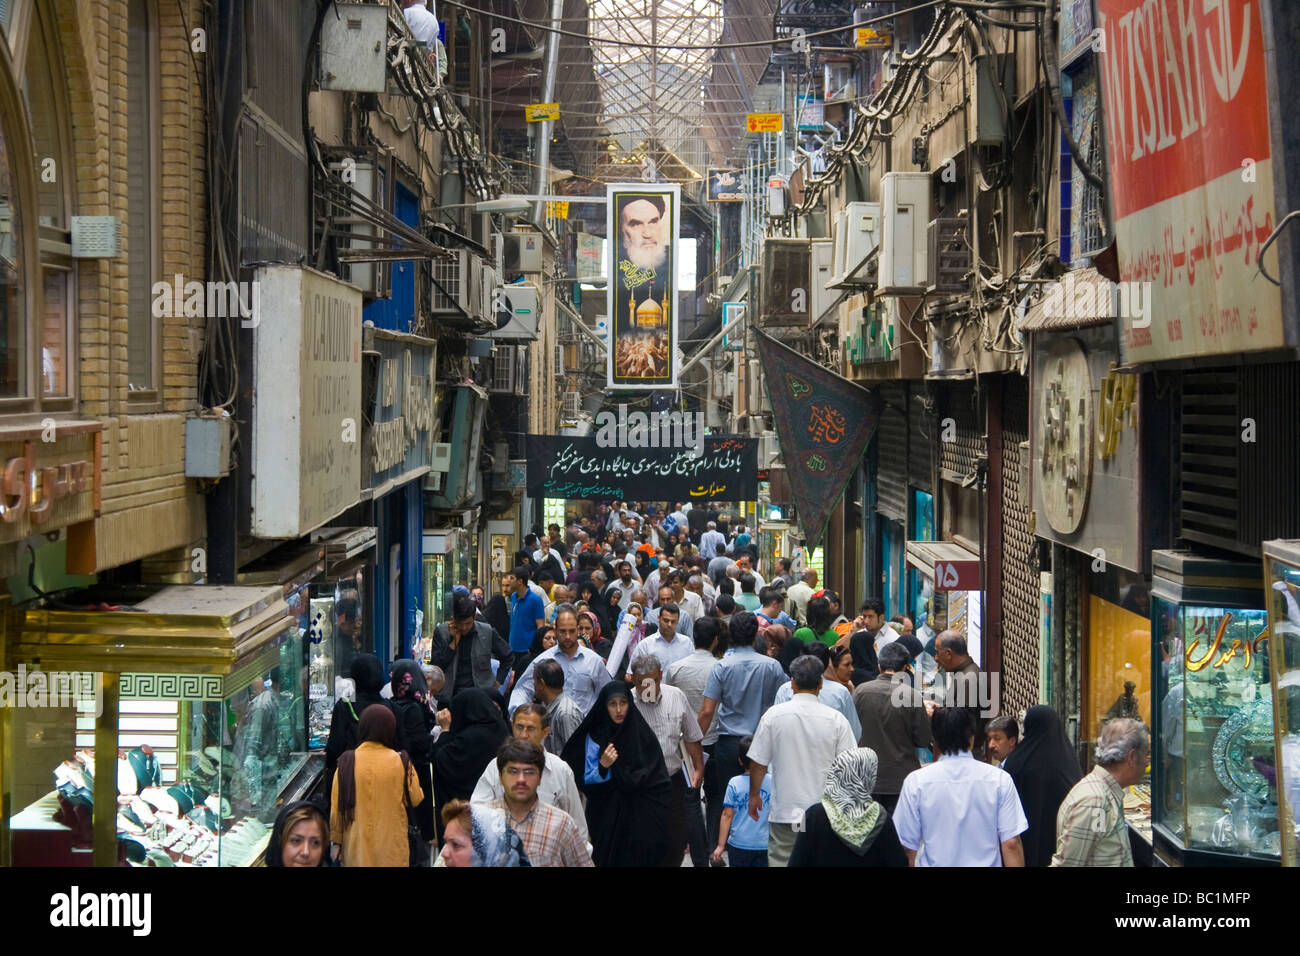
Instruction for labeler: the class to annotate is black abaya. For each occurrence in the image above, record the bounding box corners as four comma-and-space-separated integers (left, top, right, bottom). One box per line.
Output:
430, 688, 510, 815
1002, 705, 1083, 867
561, 682, 671, 867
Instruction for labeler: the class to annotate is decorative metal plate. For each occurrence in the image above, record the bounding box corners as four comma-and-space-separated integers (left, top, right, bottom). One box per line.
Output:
1212, 697, 1275, 801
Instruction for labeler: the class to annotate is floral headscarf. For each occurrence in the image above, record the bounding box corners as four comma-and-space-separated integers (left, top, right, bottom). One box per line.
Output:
470, 804, 531, 867
390, 660, 426, 705
821, 748, 884, 855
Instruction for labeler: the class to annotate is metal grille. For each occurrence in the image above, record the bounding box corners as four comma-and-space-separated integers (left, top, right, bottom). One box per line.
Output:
939, 381, 983, 482
909, 385, 932, 492
876, 383, 908, 522
239, 113, 308, 263
1178, 370, 1239, 552
430, 252, 464, 313
246, 0, 304, 137
1238, 363, 1300, 549
999, 375, 1039, 717
489, 348, 516, 393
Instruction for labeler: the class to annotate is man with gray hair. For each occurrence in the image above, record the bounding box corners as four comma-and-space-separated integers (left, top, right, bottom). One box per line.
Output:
934, 629, 987, 758
630, 653, 705, 866
745, 654, 856, 866
700, 521, 726, 559
1050, 718, 1148, 867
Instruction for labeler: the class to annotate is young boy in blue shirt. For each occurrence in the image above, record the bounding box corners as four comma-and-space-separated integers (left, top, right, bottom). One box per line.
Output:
713, 735, 771, 867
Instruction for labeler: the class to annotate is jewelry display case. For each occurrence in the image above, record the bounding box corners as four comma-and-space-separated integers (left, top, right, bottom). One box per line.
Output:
1149, 551, 1279, 865
2, 584, 315, 867
1263, 540, 1300, 866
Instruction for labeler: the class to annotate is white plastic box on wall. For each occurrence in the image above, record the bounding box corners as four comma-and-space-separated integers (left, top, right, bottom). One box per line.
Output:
876, 172, 932, 294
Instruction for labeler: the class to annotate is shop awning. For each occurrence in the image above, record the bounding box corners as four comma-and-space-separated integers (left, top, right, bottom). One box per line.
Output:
10, 584, 292, 676
1016, 267, 1115, 332
905, 539, 980, 578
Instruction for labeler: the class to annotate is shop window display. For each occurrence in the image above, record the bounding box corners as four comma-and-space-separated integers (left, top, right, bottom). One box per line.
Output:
1151, 598, 1279, 861
9, 622, 308, 867
307, 570, 369, 747
1263, 545, 1300, 866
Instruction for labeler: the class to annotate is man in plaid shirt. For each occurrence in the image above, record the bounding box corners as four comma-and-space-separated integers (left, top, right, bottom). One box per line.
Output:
486, 737, 593, 867
1051, 718, 1148, 867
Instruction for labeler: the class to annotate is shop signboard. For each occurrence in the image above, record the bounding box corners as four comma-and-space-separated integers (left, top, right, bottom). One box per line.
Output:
1030, 326, 1144, 572
746, 112, 783, 133
366, 327, 436, 499
525, 433, 757, 501
933, 559, 980, 592
576, 233, 604, 279
1096, 0, 1288, 362
252, 265, 363, 538
606, 183, 680, 389
0, 423, 100, 543
525, 102, 560, 122
707, 168, 745, 202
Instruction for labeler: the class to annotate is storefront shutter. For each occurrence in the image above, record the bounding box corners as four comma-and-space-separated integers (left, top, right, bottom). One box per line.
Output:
876, 383, 908, 522
999, 374, 1040, 716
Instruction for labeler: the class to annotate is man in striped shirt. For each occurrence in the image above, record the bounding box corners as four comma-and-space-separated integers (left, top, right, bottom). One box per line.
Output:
485, 737, 592, 867
630, 652, 705, 867
1051, 718, 1147, 867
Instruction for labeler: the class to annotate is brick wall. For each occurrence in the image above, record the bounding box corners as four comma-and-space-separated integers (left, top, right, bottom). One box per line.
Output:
41, 0, 207, 572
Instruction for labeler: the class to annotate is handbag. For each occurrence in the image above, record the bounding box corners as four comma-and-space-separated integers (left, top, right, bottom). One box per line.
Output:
398, 751, 427, 867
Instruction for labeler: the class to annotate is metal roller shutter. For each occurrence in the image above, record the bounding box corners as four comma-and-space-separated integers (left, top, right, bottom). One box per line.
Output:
939, 382, 983, 482
999, 375, 1040, 717
876, 383, 908, 522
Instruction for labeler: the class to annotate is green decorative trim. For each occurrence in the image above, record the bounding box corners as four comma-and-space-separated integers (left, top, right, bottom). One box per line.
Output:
120, 673, 223, 701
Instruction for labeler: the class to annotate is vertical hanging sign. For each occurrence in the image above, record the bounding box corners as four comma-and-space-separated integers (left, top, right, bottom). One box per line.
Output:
607, 182, 680, 389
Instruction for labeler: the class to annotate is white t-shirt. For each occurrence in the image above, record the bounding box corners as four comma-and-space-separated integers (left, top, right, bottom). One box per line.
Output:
874, 624, 901, 654
402, 4, 439, 46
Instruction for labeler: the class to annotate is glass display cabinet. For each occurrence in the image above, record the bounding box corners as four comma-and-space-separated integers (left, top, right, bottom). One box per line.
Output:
1150, 550, 1279, 865
3, 585, 309, 867
1263, 539, 1300, 866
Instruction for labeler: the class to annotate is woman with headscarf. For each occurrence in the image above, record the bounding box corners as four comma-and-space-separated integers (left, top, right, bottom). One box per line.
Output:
330, 704, 423, 867
389, 659, 435, 842
788, 748, 907, 867
561, 681, 671, 867
577, 610, 612, 659
513, 625, 556, 681
776, 633, 807, 676
324, 654, 398, 811
1002, 705, 1083, 867
267, 800, 329, 867
634, 548, 652, 582
762, 623, 791, 661
430, 688, 510, 839
438, 799, 530, 867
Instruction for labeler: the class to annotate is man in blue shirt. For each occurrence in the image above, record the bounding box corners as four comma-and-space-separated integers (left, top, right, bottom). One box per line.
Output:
506, 565, 546, 655
696, 611, 785, 852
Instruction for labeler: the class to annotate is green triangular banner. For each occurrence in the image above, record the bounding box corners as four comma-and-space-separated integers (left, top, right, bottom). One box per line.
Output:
754, 329, 882, 552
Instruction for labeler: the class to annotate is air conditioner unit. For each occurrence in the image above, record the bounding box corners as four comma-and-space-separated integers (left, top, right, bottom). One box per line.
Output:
328, 153, 392, 297
490, 283, 539, 339
579, 340, 597, 366
810, 238, 835, 323
479, 262, 501, 321
430, 249, 475, 315
828, 209, 849, 286
877, 173, 932, 295
927, 217, 971, 294
759, 431, 780, 468
839, 202, 881, 287
561, 391, 581, 420
972, 54, 1016, 147
503, 231, 543, 276
554, 343, 564, 377
488, 345, 527, 396
760, 238, 811, 327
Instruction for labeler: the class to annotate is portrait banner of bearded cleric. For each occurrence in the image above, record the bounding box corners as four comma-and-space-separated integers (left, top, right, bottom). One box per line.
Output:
606, 183, 680, 389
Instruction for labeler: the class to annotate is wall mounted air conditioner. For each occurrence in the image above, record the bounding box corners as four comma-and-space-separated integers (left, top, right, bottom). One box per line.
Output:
877, 173, 932, 295
328, 152, 393, 298
430, 249, 475, 315
810, 238, 835, 323
490, 283, 539, 339
488, 345, 527, 396
828, 209, 850, 286
839, 202, 881, 287
760, 238, 811, 327
759, 431, 780, 468
561, 391, 581, 420
503, 232, 543, 276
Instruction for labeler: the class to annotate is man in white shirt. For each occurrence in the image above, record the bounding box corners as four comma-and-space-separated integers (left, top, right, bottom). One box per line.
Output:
470, 702, 588, 845
785, 569, 817, 625
532, 534, 567, 574
630, 653, 705, 866
675, 574, 705, 622
401, 0, 438, 47
608, 561, 639, 610
745, 656, 856, 867
664, 622, 721, 867
733, 552, 765, 592
893, 706, 1028, 867
699, 521, 726, 559
633, 602, 694, 671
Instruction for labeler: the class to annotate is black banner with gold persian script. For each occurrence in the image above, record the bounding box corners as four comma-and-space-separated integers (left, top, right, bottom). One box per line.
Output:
526, 434, 757, 501
755, 329, 881, 550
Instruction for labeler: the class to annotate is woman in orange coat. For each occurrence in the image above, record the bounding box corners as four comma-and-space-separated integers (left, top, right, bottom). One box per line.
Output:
330, 704, 423, 866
